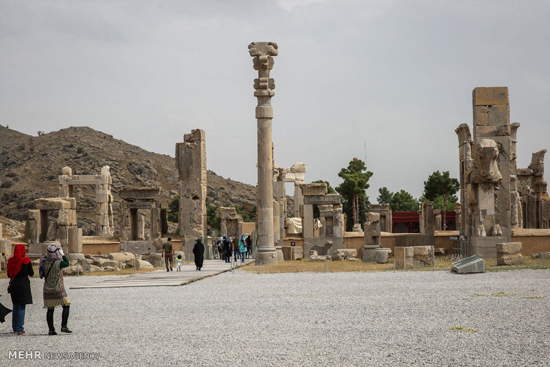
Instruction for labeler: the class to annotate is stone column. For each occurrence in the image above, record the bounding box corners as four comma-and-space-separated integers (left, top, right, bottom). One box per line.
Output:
176, 129, 207, 253
249, 41, 278, 265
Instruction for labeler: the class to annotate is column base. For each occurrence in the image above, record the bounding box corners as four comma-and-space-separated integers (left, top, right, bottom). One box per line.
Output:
256, 250, 279, 265
275, 246, 284, 262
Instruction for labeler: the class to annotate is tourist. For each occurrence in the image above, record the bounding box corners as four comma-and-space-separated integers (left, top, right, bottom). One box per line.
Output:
223, 236, 231, 263
7, 244, 34, 335
175, 254, 183, 272
193, 238, 205, 271
232, 237, 240, 262
245, 234, 252, 259
0, 291, 12, 324
217, 240, 223, 260
162, 237, 175, 272
43, 244, 71, 335
239, 234, 247, 263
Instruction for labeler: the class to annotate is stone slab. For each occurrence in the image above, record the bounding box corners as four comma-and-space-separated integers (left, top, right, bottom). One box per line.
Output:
452, 255, 485, 274
304, 194, 341, 205
70, 259, 253, 289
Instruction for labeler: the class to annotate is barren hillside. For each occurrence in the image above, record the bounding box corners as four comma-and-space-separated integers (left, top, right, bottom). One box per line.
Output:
0, 125, 256, 235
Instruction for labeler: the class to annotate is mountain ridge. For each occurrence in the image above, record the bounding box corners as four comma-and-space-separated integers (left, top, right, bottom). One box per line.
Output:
0, 125, 257, 235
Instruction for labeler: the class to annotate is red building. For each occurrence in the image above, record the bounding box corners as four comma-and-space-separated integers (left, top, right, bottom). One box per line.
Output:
392, 211, 456, 233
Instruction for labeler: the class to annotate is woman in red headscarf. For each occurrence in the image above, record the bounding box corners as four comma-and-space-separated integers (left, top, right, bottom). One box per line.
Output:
7, 244, 34, 335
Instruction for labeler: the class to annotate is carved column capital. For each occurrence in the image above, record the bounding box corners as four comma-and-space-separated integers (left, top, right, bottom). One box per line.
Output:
249, 42, 278, 97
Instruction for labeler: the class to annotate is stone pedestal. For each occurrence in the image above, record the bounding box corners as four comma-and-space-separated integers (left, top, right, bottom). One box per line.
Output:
362, 245, 380, 263
496, 242, 523, 265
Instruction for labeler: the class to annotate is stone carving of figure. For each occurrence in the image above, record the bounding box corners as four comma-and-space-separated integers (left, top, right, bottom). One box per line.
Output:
471, 139, 502, 184
528, 149, 547, 177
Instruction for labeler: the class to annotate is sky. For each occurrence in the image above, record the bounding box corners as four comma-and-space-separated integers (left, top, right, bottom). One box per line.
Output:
1, 0, 549, 202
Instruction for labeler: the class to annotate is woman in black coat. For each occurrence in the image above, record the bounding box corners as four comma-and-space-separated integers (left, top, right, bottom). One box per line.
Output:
193, 239, 205, 271
7, 244, 34, 335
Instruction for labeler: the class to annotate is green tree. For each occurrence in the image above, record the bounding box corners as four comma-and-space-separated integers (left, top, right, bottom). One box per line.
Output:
167, 196, 179, 222
377, 187, 392, 204
423, 171, 459, 230
336, 158, 373, 231
390, 190, 419, 212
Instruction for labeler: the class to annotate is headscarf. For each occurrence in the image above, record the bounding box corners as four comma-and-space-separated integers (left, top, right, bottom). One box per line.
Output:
46, 244, 62, 261
7, 244, 31, 278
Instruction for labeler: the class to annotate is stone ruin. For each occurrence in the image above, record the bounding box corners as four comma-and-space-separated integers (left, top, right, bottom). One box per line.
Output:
118, 187, 162, 241
24, 198, 79, 256
517, 149, 550, 229
300, 183, 344, 256
176, 129, 207, 253
456, 87, 549, 258
361, 212, 390, 263
220, 207, 243, 238
58, 165, 114, 236
394, 246, 435, 269
369, 204, 392, 232
285, 162, 306, 217
249, 41, 279, 264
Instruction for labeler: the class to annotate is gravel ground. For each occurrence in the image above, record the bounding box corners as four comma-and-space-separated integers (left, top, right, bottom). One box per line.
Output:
1, 269, 549, 366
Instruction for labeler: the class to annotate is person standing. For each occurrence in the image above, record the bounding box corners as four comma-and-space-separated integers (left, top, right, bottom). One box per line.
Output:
7, 244, 33, 335
43, 244, 71, 335
232, 237, 240, 262
245, 234, 252, 259
223, 236, 231, 263
162, 237, 175, 272
239, 235, 247, 263
192, 239, 204, 271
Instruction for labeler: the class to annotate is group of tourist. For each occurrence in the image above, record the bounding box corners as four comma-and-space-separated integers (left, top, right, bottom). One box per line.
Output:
161, 237, 205, 272
217, 234, 252, 263
1, 244, 72, 336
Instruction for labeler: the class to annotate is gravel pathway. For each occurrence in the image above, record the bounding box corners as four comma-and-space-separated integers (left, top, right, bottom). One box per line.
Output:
1, 269, 549, 366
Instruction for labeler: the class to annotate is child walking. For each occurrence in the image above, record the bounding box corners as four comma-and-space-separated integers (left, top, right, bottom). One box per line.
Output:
175, 254, 183, 272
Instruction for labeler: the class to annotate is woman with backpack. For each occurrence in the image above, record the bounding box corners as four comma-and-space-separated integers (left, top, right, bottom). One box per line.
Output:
7, 244, 34, 335
42, 244, 72, 335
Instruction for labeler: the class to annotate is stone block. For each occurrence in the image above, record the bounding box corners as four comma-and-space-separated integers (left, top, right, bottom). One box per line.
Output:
473, 87, 509, 106
102, 260, 119, 269
487, 104, 510, 126
304, 194, 341, 205
452, 255, 485, 274
474, 106, 488, 126
282, 246, 303, 261
107, 252, 136, 262
35, 198, 71, 210
362, 245, 380, 263
62, 265, 83, 276
87, 265, 103, 273
67, 253, 85, 261
497, 242, 523, 265
375, 248, 391, 263
141, 253, 163, 268
301, 183, 327, 196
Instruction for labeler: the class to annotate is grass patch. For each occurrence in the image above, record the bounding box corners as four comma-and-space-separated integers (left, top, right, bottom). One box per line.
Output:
492, 292, 515, 297
448, 326, 477, 333
522, 296, 544, 299
242, 259, 395, 274
240, 255, 548, 274
473, 293, 487, 297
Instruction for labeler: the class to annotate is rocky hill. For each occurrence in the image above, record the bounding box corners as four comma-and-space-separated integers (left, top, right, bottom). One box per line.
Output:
0, 125, 257, 235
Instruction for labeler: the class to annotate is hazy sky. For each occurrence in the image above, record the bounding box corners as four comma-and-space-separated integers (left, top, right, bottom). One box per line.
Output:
1, 0, 549, 201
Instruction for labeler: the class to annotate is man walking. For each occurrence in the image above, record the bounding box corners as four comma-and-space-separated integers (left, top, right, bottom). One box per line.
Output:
162, 237, 175, 272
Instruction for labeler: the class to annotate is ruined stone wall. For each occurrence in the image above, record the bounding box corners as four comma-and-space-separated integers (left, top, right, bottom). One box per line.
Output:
176, 129, 207, 252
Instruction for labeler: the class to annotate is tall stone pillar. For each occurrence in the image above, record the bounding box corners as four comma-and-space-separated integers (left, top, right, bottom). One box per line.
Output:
249, 42, 279, 264
176, 129, 207, 253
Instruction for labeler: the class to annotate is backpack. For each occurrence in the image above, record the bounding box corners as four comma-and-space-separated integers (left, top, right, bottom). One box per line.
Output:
39, 257, 47, 279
